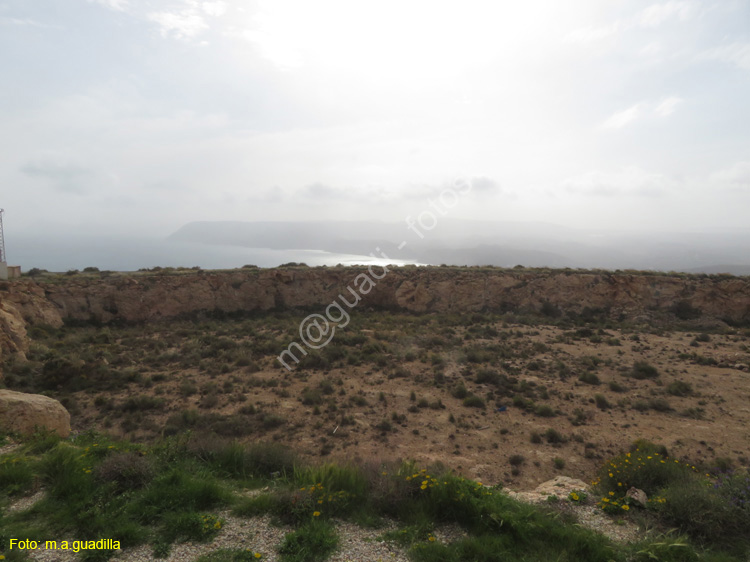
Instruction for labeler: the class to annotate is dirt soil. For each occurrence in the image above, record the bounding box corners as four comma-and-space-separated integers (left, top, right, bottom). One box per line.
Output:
50, 316, 750, 491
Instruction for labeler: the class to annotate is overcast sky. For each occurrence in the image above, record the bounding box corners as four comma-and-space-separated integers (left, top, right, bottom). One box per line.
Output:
1, 0, 749, 238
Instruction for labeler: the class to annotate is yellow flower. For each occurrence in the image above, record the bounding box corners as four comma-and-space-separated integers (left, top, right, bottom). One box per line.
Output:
254, 554, 262, 559
602, 498, 610, 503
617, 482, 623, 487
609, 491, 615, 496
621, 505, 630, 511
428, 536, 436, 542
313, 511, 321, 517
214, 521, 222, 529
608, 473, 613, 478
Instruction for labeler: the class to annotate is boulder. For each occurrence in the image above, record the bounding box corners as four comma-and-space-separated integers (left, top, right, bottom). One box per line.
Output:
533, 476, 590, 497
0, 389, 71, 437
625, 487, 648, 507
508, 476, 590, 504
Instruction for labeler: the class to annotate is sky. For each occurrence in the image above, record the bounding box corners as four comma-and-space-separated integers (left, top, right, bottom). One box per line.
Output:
1, 0, 749, 240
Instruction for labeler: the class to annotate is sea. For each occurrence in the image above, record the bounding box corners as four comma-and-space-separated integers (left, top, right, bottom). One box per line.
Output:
10, 235, 421, 272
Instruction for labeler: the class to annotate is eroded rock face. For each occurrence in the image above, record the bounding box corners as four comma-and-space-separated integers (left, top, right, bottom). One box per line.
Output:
0, 269, 748, 354
31, 269, 750, 325
0, 300, 28, 358
2, 280, 64, 328
0, 295, 31, 380
0, 389, 71, 437
0, 280, 64, 378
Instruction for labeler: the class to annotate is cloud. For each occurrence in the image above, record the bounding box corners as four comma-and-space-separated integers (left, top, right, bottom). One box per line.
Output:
601, 104, 642, 129
639, 1, 696, 27
201, 1, 227, 17
711, 161, 750, 191
300, 183, 414, 204
147, 1, 228, 40
293, 176, 502, 206
562, 167, 675, 197
564, 2, 698, 46
601, 97, 683, 129
468, 176, 501, 193
654, 96, 683, 117
698, 42, 750, 71
87, 0, 129, 11
148, 9, 209, 39
639, 42, 662, 58
21, 161, 92, 194
302, 182, 350, 201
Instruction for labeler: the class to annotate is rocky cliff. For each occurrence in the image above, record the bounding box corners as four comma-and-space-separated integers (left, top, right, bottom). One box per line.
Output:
1, 267, 749, 359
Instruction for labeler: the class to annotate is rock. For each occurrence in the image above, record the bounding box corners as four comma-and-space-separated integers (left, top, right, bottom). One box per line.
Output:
0, 298, 31, 381
625, 487, 648, 507
2, 280, 63, 327
0, 389, 71, 437
0, 299, 29, 358
1, 269, 750, 331
734, 364, 747, 372
533, 476, 590, 497
508, 476, 590, 504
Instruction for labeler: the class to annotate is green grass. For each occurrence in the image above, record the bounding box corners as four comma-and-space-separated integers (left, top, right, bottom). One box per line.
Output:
593, 440, 750, 551
2, 432, 749, 562
0, 454, 35, 496
278, 520, 338, 562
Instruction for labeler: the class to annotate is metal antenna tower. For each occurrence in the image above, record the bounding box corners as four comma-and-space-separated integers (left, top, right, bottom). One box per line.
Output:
0, 209, 6, 264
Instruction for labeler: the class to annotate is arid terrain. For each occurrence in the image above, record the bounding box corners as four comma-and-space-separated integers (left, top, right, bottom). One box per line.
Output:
2, 266, 749, 490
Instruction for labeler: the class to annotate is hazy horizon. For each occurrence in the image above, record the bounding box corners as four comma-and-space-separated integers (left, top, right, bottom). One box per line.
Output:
6, 218, 750, 275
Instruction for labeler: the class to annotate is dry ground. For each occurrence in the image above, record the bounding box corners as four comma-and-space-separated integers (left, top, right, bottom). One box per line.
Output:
6, 311, 750, 490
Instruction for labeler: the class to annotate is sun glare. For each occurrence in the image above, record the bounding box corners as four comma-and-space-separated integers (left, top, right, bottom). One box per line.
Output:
244, 0, 548, 85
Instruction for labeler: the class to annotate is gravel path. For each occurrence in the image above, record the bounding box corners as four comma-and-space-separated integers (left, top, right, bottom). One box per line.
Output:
13, 512, 428, 562
4, 473, 640, 561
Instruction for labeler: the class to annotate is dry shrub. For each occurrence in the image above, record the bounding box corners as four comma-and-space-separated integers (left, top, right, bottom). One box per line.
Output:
95, 451, 154, 491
